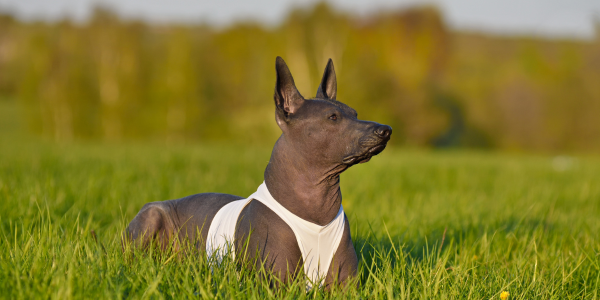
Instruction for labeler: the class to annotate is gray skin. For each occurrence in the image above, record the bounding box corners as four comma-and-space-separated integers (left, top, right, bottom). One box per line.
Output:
125, 57, 392, 287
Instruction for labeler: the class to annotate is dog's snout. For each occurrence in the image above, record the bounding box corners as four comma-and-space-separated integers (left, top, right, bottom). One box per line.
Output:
374, 125, 392, 139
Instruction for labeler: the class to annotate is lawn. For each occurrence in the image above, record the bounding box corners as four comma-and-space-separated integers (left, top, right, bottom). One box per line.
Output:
1, 101, 599, 299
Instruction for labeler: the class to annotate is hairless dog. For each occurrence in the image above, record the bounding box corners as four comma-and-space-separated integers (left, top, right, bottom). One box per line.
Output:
125, 57, 392, 288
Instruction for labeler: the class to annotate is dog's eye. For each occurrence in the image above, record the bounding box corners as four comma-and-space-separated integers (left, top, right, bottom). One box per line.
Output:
329, 114, 337, 121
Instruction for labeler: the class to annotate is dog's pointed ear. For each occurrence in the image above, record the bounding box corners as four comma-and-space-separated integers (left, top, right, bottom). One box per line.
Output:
316, 58, 337, 100
274, 56, 304, 118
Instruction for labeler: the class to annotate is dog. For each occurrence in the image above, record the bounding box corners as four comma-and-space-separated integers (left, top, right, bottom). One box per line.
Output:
125, 56, 392, 288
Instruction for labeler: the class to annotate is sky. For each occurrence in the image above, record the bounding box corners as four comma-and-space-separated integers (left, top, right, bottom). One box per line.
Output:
1, 0, 599, 39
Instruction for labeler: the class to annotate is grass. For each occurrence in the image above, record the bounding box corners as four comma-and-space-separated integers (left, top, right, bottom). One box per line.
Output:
1, 100, 599, 299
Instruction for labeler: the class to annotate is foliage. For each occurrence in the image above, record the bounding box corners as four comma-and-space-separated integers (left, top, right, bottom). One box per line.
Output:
1, 4, 600, 151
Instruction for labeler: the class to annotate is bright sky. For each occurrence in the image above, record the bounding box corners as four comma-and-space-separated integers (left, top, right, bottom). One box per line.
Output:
1, 0, 599, 39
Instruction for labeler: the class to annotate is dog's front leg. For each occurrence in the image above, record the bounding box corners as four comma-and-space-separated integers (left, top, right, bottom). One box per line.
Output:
324, 216, 359, 288
235, 200, 304, 286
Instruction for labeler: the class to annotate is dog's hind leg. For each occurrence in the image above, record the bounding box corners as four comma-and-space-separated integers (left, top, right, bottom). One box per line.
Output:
124, 201, 180, 251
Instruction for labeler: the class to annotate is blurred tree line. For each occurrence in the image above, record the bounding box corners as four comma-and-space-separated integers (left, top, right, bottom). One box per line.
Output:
1, 3, 599, 151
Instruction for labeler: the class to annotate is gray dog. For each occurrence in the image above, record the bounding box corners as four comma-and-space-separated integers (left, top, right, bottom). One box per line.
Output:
125, 57, 392, 288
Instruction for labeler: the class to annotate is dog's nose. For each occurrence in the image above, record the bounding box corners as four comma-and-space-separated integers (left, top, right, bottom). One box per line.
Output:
374, 124, 392, 139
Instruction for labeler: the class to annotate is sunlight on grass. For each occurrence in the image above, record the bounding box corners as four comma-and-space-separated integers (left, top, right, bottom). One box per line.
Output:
1, 136, 599, 298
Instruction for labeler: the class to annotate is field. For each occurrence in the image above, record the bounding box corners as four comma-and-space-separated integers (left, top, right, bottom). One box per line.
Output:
1, 101, 599, 299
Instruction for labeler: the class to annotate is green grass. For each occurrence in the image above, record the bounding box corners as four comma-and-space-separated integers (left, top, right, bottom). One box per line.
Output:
1, 101, 599, 299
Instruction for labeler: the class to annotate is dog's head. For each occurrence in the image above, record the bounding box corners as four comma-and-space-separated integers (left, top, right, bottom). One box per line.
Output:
273, 56, 391, 170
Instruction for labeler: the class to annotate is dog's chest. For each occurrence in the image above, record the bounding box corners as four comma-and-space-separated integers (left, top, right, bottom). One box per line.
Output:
206, 182, 345, 287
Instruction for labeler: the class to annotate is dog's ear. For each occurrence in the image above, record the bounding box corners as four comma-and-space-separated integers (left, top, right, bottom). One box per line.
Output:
274, 56, 304, 118
316, 58, 337, 100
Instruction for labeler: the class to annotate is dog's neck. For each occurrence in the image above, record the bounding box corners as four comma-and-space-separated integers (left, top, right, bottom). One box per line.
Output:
264, 136, 347, 226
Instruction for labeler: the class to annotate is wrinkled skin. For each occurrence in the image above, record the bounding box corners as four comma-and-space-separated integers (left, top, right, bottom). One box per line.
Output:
124, 57, 392, 288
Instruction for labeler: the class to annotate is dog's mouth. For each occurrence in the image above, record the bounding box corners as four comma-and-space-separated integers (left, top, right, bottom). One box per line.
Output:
368, 143, 387, 156
342, 142, 388, 165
